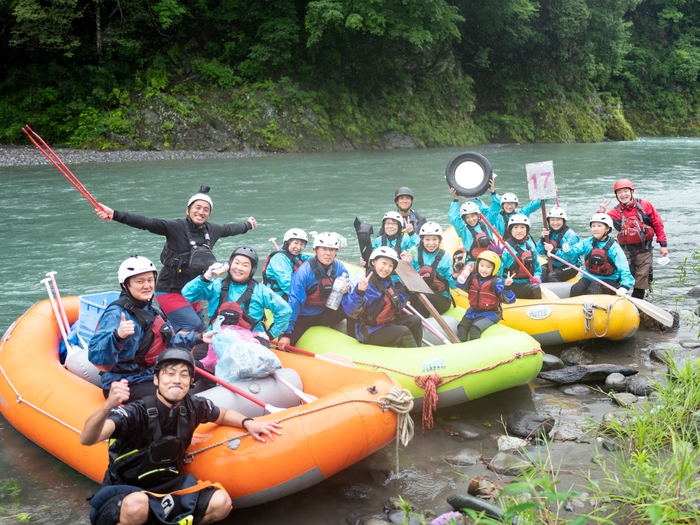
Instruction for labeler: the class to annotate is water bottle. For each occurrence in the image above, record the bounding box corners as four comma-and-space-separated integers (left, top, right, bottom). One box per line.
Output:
457, 268, 470, 285
326, 272, 348, 310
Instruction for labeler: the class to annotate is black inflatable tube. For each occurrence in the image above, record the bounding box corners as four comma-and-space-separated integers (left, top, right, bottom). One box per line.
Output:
445, 152, 492, 198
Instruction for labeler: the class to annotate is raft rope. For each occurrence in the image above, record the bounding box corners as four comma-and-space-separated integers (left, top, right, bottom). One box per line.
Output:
184, 386, 415, 476
582, 302, 613, 338
352, 347, 543, 432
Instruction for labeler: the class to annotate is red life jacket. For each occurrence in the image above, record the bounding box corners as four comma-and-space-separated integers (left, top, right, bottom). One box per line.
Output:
547, 225, 570, 250
467, 225, 490, 259
467, 275, 499, 311
616, 200, 654, 246
365, 280, 402, 326
212, 278, 258, 330
506, 239, 535, 279
261, 250, 303, 294
111, 297, 172, 369
305, 258, 337, 306
417, 248, 449, 294
585, 238, 617, 277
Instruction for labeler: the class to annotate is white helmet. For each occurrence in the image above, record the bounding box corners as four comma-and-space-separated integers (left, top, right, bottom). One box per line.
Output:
187, 186, 213, 210
508, 214, 530, 231
590, 213, 613, 229
118, 255, 157, 284
419, 221, 443, 238
501, 192, 519, 205
546, 207, 567, 220
460, 201, 480, 217
313, 232, 340, 250
382, 211, 403, 226
283, 228, 308, 244
369, 246, 399, 267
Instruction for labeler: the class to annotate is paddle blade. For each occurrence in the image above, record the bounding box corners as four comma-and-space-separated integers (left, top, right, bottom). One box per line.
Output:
627, 297, 674, 327
540, 286, 559, 300
395, 261, 433, 293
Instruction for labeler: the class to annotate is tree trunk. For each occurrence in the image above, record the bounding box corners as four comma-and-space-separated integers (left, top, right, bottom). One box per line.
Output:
95, 0, 102, 61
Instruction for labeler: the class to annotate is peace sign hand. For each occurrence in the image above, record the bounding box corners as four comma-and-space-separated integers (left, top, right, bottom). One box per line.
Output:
358, 272, 373, 291
597, 197, 610, 214
504, 272, 514, 287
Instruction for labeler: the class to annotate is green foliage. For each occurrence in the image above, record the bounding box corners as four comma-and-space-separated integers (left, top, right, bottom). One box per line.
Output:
0, 480, 22, 499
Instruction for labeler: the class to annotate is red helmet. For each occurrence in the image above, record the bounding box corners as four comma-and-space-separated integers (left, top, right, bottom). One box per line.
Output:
613, 179, 634, 193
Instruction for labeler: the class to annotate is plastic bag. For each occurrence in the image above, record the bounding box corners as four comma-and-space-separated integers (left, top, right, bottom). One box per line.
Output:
211, 323, 281, 382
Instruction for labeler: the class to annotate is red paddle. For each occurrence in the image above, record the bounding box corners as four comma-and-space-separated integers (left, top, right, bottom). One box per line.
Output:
195, 366, 284, 414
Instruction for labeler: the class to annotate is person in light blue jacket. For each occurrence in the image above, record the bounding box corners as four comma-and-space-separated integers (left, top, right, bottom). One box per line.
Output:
262, 228, 312, 301
537, 207, 581, 282
401, 222, 455, 317
182, 247, 292, 346
499, 215, 542, 299
562, 214, 635, 297
372, 211, 419, 255
448, 188, 493, 273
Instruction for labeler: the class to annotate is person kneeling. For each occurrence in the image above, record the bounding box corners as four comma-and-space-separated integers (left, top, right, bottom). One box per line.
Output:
344, 247, 423, 348
456, 251, 515, 342
80, 348, 281, 525
564, 213, 635, 297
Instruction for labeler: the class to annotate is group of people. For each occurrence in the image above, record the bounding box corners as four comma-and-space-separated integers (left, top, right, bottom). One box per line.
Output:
80, 175, 668, 525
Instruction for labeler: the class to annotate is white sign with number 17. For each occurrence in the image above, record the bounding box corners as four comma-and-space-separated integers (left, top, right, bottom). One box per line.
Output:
526, 160, 556, 201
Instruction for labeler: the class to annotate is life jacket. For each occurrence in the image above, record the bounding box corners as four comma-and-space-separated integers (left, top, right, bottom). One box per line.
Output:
585, 237, 617, 277
547, 225, 570, 250
261, 250, 303, 294
417, 247, 449, 294
159, 223, 216, 276
380, 231, 404, 256
616, 200, 654, 246
106, 396, 192, 489
364, 280, 402, 326
211, 277, 259, 330
305, 258, 337, 306
500, 210, 514, 240
466, 224, 490, 259
506, 238, 535, 279
111, 297, 173, 369
467, 275, 500, 312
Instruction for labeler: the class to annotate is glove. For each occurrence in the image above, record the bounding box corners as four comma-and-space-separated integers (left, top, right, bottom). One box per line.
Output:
204, 262, 228, 281
562, 243, 570, 253
616, 287, 627, 297
530, 277, 541, 285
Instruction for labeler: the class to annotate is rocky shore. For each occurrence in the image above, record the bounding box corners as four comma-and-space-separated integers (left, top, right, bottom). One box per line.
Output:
0, 145, 272, 167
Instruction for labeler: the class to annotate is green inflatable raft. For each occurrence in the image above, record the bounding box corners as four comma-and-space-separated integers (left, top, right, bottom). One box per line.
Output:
297, 322, 543, 412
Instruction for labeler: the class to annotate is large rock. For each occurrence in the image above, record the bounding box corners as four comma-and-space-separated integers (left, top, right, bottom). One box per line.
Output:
497, 435, 529, 452
447, 493, 505, 520
441, 448, 483, 467
604, 373, 627, 392
625, 375, 655, 396
541, 354, 566, 371
539, 364, 638, 384
686, 285, 700, 298
444, 421, 482, 439
560, 347, 594, 365
489, 452, 533, 476
506, 410, 555, 439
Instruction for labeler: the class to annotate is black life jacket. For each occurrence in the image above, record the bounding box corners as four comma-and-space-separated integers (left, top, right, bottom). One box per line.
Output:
306, 258, 337, 306
261, 250, 303, 295
159, 223, 216, 276
547, 225, 570, 250
111, 297, 172, 370
616, 200, 654, 246
467, 275, 500, 312
506, 238, 535, 280
466, 224, 490, 259
380, 231, 404, 256
501, 210, 514, 241
417, 247, 449, 294
364, 279, 402, 326
106, 396, 192, 489
212, 277, 259, 330
585, 237, 617, 277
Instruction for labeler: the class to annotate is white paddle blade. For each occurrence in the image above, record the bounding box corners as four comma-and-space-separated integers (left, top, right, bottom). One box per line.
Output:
627, 297, 674, 327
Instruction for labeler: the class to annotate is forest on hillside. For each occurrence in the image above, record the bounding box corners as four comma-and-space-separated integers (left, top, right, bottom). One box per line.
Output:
1, 0, 700, 148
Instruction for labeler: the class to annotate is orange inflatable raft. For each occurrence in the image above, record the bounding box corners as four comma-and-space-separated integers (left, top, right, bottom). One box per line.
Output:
0, 298, 405, 507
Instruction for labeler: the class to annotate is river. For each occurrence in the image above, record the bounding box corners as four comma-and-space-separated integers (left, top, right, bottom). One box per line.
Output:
0, 139, 698, 524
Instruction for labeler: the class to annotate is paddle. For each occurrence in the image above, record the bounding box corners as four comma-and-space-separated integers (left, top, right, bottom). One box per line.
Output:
272, 372, 318, 404
478, 213, 559, 300
540, 203, 554, 273
546, 252, 674, 327
394, 261, 461, 344
403, 305, 451, 345
270, 340, 356, 367
354, 217, 374, 268
194, 366, 285, 413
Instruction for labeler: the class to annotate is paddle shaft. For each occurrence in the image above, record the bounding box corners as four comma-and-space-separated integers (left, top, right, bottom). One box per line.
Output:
541, 203, 553, 272
270, 340, 355, 367
272, 372, 318, 403
403, 305, 451, 345
417, 294, 461, 344
194, 366, 283, 413
479, 213, 536, 281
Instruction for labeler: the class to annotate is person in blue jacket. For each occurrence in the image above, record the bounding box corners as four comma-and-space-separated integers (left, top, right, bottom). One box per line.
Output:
538, 207, 581, 282
88, 256, 214, 402
500, 215, 542, 299
401, 222, 455, 317
448, 188, 493, 275
261, 228, 312, 301
456, 251, 516, 341
560, 213, 635, 297
371, 211, 419, 256
182, 247, 292, 348
344, 247, 422, 347
483, 177, 543, 239
277, 232, 350, 348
